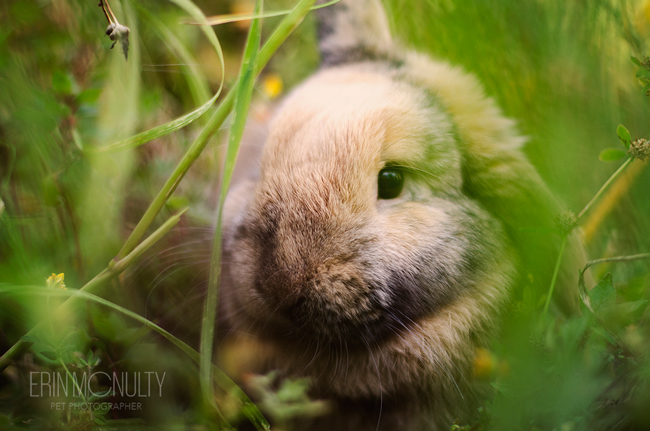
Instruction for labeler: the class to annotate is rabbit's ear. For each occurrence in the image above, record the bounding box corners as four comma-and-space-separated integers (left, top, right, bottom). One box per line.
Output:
316, 0, 399, 66
401, 57, 583, 316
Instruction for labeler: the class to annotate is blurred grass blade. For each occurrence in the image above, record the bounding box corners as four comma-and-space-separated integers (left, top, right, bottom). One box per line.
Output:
137, 5, 211, 107
168, 0, 225, 85
78, 0, 140, 275
116, 0, 319, 260
110, 207, 189, 272
196, 0, 339, 26
0, 286, 268, 430
200, 0, 263, 416
86, 92, 218, 154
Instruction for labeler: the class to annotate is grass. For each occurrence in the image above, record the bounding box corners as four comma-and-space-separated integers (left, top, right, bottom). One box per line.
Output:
0, 0, 649, 430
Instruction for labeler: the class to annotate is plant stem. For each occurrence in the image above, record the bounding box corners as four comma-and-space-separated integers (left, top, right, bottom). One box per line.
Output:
116, 93, 234, 260
0, 343, 28, 371
577, 157, 634, 222
196, 0, 340, 26
59, 358, 87, 403
99, 0, 115, 25
105, 0, 118, 24
543, 236, 567, 316
581, 253, 650, 275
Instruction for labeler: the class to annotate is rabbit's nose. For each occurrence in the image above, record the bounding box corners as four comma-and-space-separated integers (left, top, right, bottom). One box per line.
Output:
254, 260, 314, 310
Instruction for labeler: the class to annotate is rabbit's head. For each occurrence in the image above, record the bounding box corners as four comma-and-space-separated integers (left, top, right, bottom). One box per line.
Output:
224, 63, 514, 345
220, 0, 582, 424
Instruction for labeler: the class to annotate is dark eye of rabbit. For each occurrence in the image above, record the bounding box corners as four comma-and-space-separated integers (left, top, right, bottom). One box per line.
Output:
377, 168, 404, 199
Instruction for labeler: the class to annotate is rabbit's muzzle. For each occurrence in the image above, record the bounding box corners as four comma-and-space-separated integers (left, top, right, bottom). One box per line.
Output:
225, 188, 464, 349
233, 199, 394, 346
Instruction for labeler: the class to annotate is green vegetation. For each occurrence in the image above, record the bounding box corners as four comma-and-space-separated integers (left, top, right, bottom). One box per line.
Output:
1, 0, 649, 430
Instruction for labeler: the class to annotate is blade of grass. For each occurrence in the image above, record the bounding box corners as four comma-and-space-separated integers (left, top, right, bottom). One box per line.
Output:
542, 235, 568, 316
116, 0, 319, 260
0, 208, 187, 370
79, 0, 140, 272
137, 5, 211, 108
193, 0, 339, 26
200, 0, 263, 413
85, 92, 219, 154
167, 0, 225, 87
577, 157, 634, 222
0, 286, 269, 430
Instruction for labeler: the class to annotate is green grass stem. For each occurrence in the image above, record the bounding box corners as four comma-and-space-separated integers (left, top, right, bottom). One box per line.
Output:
200, 0, 263, 416
543, 235, 567, 316
577, 157, 634, 222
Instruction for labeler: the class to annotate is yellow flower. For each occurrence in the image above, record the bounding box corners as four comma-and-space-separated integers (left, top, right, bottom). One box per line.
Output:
472, 347, 496, 379
46, 273, 67, 289
262, 74, 284, 100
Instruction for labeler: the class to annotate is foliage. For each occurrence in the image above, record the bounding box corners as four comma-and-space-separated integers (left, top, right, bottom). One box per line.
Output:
0, 0, 649, 430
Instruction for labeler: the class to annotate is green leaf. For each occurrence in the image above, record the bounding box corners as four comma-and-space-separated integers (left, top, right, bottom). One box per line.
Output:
600, 300, 650, 328
616, 125, 632, 149
77, 88, 102, 105
21, 333, 59, 363
92, 313, 118, 340
636, 67, 650, 80
52, 70, 72, 95
42, 174, 61, 207
589, 272, 616, 313
599, 148, 627, 162
631, 56, 642, 67
40, 351, 58, 361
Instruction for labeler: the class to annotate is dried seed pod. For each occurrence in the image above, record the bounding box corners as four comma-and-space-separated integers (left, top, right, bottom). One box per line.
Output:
106, 22, 130, 60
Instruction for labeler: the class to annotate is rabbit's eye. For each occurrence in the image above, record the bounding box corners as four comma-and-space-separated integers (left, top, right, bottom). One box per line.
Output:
378, 168, 404, 199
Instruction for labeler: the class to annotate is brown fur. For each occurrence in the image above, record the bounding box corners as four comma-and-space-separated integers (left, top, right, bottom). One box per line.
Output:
218, 1, 584, 429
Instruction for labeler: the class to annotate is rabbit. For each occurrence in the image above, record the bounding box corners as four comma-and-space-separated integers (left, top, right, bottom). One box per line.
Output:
219, 0, 586, 429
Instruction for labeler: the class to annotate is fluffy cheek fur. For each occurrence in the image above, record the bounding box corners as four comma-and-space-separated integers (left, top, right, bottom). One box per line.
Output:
221, 185, 516, 399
